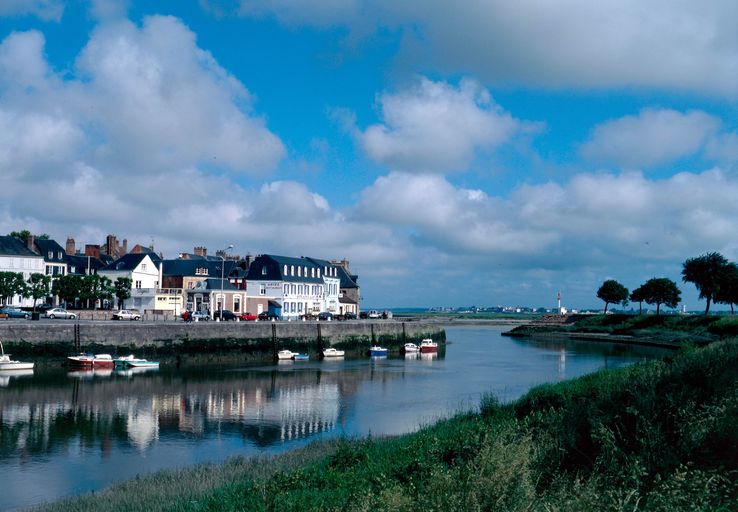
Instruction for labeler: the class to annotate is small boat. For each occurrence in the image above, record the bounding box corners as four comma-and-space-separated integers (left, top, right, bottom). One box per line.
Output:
277, 350, 294, 360
67, 353, 115, 368
322, 347, 345, 358
420, 339, 438, 353
0, 341, 34, 371
114, 354, 160, 368
368, 346, 388, 357
291, 353, 309, 361
402, 343, 419, 353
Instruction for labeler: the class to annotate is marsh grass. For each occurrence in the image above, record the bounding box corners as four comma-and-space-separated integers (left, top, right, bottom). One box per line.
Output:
36, 340, 738, 511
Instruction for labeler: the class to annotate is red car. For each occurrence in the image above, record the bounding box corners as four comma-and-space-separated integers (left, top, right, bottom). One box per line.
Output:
240, 312, 257, 321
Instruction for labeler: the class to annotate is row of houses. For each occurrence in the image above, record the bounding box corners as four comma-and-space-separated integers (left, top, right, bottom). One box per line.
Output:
0, 234, 360, 320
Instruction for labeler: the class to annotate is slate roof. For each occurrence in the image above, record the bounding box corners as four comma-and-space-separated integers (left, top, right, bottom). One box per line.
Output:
65, 254, 106, 275
101, 253, 159, 272
245, 254, 332, 283
34, 239, 66, 263
163, 258, 237, 277
186, 278, 239, 291
335, 265, 359, 289
0, 236, 41, 258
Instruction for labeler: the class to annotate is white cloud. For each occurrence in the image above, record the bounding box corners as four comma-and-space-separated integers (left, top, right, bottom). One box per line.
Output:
356, 77, 523, 173
222, 0, 738, 96
0, 0, 64, 22
580, 109, 721, 168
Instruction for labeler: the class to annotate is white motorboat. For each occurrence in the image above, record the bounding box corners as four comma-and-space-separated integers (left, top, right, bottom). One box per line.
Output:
402, 343, 419, 353
0, 341, 34, 371
277, 350, 294, 360
322, 347, 345, 358
114, 354, 160, 368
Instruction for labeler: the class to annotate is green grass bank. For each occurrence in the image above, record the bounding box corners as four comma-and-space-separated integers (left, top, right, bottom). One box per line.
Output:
35, 336, 738, 511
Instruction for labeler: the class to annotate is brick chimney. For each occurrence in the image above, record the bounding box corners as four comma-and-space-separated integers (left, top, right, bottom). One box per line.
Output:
194, 246, 207, 257
66, 237, 76, 255
26, 234, 36, 251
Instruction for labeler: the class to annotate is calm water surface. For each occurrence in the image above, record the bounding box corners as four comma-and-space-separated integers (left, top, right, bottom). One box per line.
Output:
0, 326, 671, 510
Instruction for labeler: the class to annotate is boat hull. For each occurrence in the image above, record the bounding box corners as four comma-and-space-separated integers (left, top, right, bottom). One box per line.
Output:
0, 362, 34, 371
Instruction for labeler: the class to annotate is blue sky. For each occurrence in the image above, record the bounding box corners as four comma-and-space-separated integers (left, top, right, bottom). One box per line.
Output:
1, 0, 737, 310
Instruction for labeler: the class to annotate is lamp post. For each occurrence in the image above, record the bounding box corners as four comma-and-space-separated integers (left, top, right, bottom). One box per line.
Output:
219, 244, 234, 321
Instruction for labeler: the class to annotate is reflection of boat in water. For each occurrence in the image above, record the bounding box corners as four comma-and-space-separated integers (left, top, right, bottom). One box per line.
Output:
0, 368, 34, 386
0, 341, 34, 371
291, 353, 309, 361
67, 353, 115, 368
114, 354, 160, 368
322, 348, 345, 358
115, 366, 160, 377
420, 352, 438, 361
404, 351, 420, 360
419, 339, 438, 353
67, 368, 114, 379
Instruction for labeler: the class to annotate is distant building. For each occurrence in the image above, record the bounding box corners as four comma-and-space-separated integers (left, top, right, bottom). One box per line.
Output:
0, 235, 44, 307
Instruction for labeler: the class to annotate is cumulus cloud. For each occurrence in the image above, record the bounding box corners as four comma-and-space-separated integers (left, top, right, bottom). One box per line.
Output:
219, 0, 738, 96
356, 77, 524, 173
0, 0, 64, 21
580, 109, 721, 168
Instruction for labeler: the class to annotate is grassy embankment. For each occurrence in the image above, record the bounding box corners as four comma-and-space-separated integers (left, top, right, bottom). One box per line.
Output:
38, 336, 738, 511
508, 313, 738, 344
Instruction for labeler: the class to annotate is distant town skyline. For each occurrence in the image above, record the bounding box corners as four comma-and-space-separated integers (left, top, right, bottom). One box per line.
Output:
1, 1, 737, 310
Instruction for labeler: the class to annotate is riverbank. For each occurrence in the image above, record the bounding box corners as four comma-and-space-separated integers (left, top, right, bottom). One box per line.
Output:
35, 336, 738, 511
0, 320, 445, 358
503, 313, 738, 348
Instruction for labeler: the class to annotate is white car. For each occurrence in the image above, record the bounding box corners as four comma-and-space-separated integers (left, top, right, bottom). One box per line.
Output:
45, 308, 77, 320
112, 309, 141, 321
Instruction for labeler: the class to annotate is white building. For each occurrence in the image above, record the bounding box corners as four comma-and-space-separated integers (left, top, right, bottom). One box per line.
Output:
0, 235, 45, 307
99, 252, 166, 312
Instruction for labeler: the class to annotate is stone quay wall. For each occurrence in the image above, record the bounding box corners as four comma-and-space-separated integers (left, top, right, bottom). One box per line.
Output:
0, 320, 446, 357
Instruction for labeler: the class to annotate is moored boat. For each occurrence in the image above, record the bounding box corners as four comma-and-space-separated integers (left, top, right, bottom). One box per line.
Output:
0, 341, 34, 371
402, 343, 419, 353
67, 353, 115, 368
322, 348, 345, 358
291, 353, 309, 361
277, 350, 294, 360
114, 354, 160, 368
419, 339, 438, 353
368, 346, 388, 357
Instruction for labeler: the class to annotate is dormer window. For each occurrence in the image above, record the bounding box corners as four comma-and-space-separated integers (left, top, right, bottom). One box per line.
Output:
58, 251, 63, 259
283, 265, 288, 275
48, 251, 52, 259
262, 266, 268, 275
291, 265, 294, 276
317, 269, 321, 278
304, 266, 308, 277
311, 268, 315, 278
297, 266, 301, 277
196, 267, 208, 275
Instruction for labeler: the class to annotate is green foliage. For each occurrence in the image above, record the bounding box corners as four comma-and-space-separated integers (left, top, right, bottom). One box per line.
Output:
52, 274, 83, 305
715, 263, 738, 314
682, 252, 733, 315
26, 273, 51, 309
596, 279, 629, 313
640, 277, 681, 316
114, 277, 132, 309
0, 271, 26, 304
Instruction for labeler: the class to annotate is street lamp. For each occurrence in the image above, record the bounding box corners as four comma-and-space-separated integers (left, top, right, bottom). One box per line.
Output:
219, 244, 234, 321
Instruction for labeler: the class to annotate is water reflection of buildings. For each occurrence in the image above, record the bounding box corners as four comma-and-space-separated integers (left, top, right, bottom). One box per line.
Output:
0, 371, 349, 456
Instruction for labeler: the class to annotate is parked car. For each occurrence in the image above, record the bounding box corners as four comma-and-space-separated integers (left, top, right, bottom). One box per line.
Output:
215, 309, 237, 321
0, 307, 30, 319
183, 310, 210, 321
258, 311, 280, 321
317, 311, 334, 321
112, 309, 141, 321
359, 311, 368, 319
341, 312, 357, 320
45, 308, 77, 319
35, 303, 54, 313
240, 312, 257, 321
368, 310, 381, 319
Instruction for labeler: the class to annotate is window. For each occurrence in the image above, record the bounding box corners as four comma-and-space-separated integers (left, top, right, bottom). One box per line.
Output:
297, 266, 301, 277
141, 263, 147, 271
291, 265, 295, 276
260, 284, 266, 295
262, 266, 268, 275
283, 265, 288, 275
291, 302, 296, 313
291, 284, 296, 294
58, 251, 63, 259
45, 266, 52, 275
135, 281, 142, 289
298, 285, 303, 294
284, 284, 289, 295
48, 251, 52, 259
234, 296, 241, 313
298, 302, 303, 312
304, 266, 308, 277
317, 269, 320, 278
311, 268, 315, 278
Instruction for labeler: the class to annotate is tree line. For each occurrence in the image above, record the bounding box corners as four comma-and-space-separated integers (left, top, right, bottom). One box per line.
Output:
0, 272, 133, 310
596, 252, 738, 316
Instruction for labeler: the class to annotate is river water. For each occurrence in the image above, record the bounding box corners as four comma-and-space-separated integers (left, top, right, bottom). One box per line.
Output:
0, 326, 670, 510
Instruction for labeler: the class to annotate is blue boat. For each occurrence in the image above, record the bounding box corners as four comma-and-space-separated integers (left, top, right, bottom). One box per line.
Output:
368, 346, 388, 357
291, 353, 309, 361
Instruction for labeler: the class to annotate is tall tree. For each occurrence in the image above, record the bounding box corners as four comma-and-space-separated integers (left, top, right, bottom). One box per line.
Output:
641, 278, 681, 316
715, 263, 738, 314
52, 275, 83, 307
26, 273, 51, 311
0, 272, 26, 305
81, 275, 114, 309
597, 279, 629, 314
682, 252, 732, 315
630, 285, 646, 315
114, 277, 132, 309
